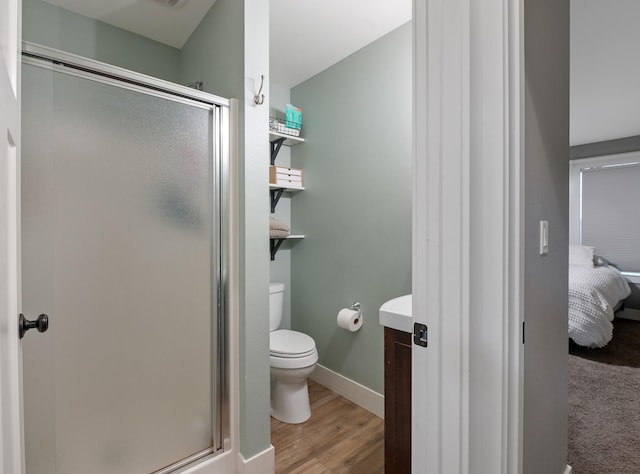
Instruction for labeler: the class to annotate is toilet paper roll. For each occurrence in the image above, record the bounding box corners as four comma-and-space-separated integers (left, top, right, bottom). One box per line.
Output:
337, 308, 363, 332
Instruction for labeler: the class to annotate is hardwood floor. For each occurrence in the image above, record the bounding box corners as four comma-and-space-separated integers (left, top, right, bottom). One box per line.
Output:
270, 380, 384, 473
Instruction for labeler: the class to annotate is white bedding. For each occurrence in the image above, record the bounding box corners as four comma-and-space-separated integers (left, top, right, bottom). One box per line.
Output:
568, 265, 631, 348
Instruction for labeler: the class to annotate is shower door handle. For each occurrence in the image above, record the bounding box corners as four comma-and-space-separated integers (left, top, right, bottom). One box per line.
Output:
19, 313, 49, 339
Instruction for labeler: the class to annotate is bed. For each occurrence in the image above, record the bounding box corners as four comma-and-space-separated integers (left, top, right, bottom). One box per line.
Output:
569, 246, 631, 348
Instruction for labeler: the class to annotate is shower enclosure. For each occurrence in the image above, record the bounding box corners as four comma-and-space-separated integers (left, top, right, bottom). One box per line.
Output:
20, 44, 229, 474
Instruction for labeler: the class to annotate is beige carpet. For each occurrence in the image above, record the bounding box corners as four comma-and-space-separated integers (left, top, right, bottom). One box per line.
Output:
568, 318, 640, 473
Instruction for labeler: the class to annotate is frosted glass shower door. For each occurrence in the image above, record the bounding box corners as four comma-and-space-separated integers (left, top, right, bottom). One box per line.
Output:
21, 61, 224, 474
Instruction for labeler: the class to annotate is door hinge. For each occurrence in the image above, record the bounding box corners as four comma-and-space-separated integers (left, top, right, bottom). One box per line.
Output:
413, 322, 428, 347
522, 321, 525, 344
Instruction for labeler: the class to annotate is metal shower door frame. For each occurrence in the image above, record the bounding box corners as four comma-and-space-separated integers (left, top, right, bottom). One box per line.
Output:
21, 41, 231, 472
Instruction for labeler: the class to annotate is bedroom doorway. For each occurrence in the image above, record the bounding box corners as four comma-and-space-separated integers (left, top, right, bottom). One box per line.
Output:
568, 2, 640, 469
566, 148, 640, 473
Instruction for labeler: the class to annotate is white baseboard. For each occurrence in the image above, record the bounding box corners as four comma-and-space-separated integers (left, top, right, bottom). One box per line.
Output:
564, 465, 572, 474
237, 445, 274, 474
310, 364, 384, 419
617, 308, 640, 321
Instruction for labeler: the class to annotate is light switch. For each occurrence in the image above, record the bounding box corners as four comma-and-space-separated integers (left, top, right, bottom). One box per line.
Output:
540, 220, 549, 255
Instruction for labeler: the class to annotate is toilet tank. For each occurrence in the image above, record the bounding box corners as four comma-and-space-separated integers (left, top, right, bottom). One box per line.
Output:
269, 282, 285, 331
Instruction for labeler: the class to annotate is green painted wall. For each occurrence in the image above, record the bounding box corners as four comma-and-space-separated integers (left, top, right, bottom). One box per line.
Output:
269, 82, 293, 331
290, 23, 412, 394
22, 0, 180, 82
180, 0, 271, 459
239, 0, 271, 458
178, 0, 242, 100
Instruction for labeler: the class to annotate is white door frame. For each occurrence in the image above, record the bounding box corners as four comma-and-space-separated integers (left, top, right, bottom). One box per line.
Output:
412, 0, 524, 472
0, 0, 24, 473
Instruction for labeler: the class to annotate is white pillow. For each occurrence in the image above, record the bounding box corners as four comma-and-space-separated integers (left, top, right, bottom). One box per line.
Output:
569, 244, 595, 267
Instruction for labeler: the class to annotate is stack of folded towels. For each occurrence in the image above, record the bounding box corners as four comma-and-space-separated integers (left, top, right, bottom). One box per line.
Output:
270, 217, 290, 238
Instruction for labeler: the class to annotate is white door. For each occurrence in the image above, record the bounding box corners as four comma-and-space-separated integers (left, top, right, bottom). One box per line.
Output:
0, 0, 23, 473
412, 0, 524, 472
412, 0, 474, 469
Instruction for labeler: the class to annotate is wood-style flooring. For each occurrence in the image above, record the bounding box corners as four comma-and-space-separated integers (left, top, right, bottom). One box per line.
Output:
271, 379, 384, 473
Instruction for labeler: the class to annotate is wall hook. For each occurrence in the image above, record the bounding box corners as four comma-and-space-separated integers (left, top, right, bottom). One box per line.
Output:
254, 75, 265, 105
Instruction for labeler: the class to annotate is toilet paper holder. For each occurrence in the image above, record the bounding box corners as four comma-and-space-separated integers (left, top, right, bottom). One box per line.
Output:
337, 302, 364, 331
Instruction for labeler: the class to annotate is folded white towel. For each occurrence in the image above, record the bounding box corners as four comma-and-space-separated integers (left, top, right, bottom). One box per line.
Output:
270, 228, 290, 239
269, 216, 290, 232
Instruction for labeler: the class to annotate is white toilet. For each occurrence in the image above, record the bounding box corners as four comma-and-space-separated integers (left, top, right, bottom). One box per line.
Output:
269, 282, 318, 424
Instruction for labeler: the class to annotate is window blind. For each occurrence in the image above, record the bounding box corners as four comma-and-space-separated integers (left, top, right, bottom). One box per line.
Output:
581, 163, 640, 272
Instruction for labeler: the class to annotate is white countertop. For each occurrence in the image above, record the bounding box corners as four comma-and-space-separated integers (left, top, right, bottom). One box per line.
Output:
379, 294, 412, 333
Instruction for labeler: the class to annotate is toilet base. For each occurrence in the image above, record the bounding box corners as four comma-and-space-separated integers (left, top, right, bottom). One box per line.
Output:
271, 378, 311, 424
270, 367, 314, 424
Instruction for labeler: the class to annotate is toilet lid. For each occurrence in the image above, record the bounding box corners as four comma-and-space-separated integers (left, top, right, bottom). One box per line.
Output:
270, 329, 316, 357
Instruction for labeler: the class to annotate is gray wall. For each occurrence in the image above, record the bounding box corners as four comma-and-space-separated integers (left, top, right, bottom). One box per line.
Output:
269, 82, 293, 330
569, 2, 640, 310
523, 0, 570, 472
290, 23, 412, 394
22, 0, 180, 82
570, 0, 640, 145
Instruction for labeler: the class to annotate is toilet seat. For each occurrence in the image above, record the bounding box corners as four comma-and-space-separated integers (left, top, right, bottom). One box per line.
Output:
270, 350, 318, 369
270, 330, 318, 369
270, 329, 316, 357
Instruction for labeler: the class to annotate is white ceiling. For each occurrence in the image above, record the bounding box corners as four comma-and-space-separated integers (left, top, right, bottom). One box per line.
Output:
270, 0, 412, 87
42, 0, 411, 88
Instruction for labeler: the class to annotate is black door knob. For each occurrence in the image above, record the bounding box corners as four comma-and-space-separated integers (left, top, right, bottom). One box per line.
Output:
19, 313, 49, 339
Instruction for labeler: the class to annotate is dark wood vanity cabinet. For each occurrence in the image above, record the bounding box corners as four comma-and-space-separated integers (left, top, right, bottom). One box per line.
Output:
384, 327, 412, 473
